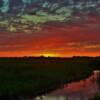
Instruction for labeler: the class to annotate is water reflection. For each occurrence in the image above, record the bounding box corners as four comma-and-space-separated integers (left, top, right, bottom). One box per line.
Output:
35, 96, 66, 100
34, 71, 100, 100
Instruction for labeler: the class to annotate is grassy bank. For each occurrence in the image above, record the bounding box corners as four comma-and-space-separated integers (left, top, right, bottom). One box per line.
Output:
0, 57, 99, 99
89, 93, 100, 100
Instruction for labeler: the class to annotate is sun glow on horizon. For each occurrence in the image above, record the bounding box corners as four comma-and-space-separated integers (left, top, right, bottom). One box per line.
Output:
40, 53, 59, 57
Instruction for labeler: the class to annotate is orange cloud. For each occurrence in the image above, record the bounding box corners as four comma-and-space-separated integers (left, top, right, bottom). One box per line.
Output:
0, 16, 100, 57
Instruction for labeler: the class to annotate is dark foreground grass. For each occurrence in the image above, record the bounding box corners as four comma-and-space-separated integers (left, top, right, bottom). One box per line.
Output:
89, 93, 100, 100
0, 57, 99, 98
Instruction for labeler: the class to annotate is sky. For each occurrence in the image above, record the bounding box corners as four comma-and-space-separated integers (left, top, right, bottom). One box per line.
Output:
0, 0, 100, 57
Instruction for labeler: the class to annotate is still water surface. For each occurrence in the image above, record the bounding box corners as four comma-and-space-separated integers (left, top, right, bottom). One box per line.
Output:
34, 71, 100, 100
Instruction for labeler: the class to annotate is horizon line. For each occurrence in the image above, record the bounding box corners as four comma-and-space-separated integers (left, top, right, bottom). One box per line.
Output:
0, 56, 99, 58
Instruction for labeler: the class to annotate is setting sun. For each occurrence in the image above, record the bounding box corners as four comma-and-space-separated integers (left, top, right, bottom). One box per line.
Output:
40, 53, 58, 57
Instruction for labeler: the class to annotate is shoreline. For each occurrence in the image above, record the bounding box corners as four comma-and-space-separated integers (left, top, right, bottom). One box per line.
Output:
0, 71, 93, 100
0, 57, 99, 99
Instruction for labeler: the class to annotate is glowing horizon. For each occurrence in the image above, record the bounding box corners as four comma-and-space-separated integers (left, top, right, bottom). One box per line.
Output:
0, 51, 99, 57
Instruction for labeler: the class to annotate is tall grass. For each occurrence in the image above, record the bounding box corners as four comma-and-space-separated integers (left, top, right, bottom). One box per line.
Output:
0, 57, 99, 98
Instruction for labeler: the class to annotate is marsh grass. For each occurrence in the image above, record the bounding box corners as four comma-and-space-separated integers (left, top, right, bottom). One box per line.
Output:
0, 57, 99, 98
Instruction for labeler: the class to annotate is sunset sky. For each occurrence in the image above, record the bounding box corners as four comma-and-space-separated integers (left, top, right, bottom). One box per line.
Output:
0, 0, 100, 57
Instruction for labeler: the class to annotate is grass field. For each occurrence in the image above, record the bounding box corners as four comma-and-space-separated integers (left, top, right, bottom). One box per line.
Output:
0, 57, 99, 99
